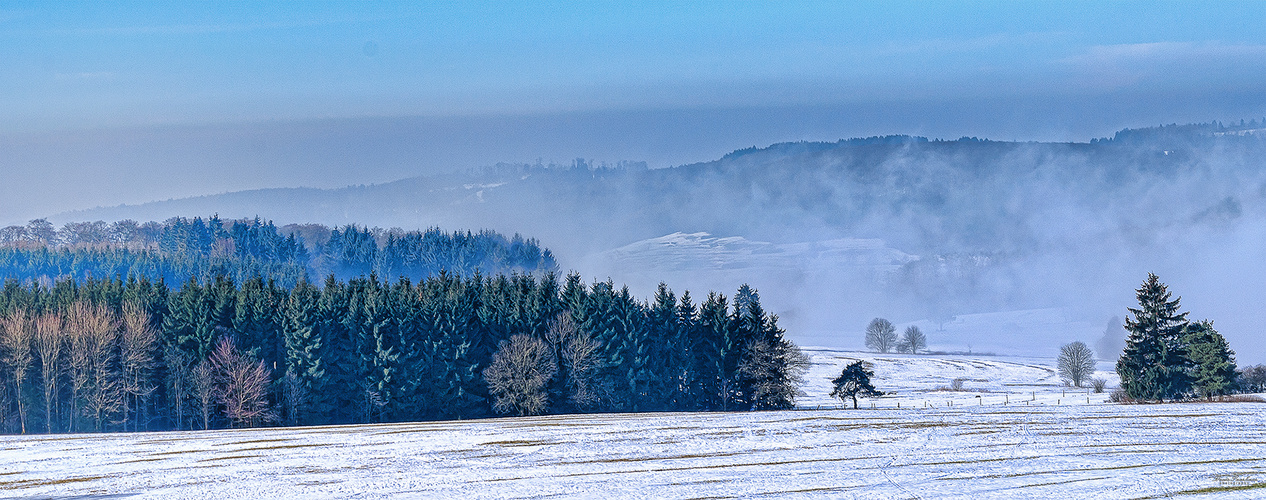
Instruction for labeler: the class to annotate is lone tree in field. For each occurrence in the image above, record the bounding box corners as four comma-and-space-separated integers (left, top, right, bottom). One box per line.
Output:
1183, 320, 1237, 401
900, 326, 927, 354
1117, 273, 1191, 401
865, 318, 898, 353
830, 361, 884, 409
484, 334, 558, 416
1057, 341, 1096, 387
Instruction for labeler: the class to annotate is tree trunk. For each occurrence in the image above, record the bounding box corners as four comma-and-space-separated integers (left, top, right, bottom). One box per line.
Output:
852, 395, 858, 409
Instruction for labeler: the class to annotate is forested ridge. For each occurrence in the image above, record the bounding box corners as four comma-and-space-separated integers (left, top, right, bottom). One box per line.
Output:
0, 215, 557, 287
0, 269, 804, 434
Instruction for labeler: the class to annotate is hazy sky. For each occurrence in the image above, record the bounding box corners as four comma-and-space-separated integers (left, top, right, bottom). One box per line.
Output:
4, 1, 1266, 223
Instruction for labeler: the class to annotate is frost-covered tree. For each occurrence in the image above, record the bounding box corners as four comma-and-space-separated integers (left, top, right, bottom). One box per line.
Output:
33, 314, 62, 433
1117, 274, 1191, 401
1, 309, 34, 434
1239, 365, 1266, 393
191, 361, 217, 430
1057, 341, 1095, 387
1183, 320, 1236, 401
864, 318, 898, 353
120, 303, 158, 432
210, 336, 275, 428
901, 326, 926, 354
830, 361, 883, 409
544, 313, 600, 412
484, 334, 557, 416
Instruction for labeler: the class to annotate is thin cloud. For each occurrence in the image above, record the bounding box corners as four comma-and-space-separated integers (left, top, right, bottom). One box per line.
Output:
1058, 41, 1266, 90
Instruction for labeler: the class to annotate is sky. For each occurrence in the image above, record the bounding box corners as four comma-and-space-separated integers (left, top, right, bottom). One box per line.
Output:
4, 1, 1266, 223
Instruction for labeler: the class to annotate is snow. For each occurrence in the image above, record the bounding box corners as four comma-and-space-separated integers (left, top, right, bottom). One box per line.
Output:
888, 309, 1108, 358
799, 348, 1121, 409
598, 231, 916, 273
3, 351, 1263, 499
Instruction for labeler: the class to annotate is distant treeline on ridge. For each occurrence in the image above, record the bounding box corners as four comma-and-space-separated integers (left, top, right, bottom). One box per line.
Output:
0, 216, 558, 286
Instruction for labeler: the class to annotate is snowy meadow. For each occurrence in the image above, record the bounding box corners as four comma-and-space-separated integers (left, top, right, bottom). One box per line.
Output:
4, 349, 1264, 499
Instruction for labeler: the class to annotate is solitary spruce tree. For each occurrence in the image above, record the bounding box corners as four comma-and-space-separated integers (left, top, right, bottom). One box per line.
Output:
830, 361, 884, 409
1117, 273, 1191, 401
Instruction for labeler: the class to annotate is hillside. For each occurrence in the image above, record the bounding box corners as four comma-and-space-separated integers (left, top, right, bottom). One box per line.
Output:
53, 124, 1266, 361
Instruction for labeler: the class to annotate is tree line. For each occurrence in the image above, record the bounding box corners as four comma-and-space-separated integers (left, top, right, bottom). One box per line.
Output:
0, 216, 557, 287
0, 273, 806, 434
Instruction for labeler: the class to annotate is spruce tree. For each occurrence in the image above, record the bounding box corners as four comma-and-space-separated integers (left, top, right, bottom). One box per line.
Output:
646, 283, 682, 411
282, 278, 322, 424
694, 292, 728, 410
1117, 273, 1191, 401
1183, 320, 1237, 401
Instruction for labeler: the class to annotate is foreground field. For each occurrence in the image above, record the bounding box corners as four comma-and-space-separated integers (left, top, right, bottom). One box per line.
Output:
3, 350, 1263, 499
4, 402, 1266, 499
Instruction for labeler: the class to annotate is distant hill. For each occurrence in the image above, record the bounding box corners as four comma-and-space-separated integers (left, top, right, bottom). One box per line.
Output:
53, 123, 1266, 361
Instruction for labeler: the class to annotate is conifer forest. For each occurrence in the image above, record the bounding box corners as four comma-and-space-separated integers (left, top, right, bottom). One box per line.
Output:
0, 217, 805, 434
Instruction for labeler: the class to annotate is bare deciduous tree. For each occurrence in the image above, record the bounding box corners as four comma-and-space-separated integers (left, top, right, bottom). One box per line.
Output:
191, 360, 217, 430
544, 313, 601, 410
33, 313, 63, 433
1, 309, 34, 433
163, 345, 192, 430
864, 318, 898, 353
901, 326, 927, 354
120, 303, 158, 432
738, 337, 809, 410
1239, 364, 1266, 393
280, 370, 309, 427
484, 334, 557, 416
76, 303, 122, 432
1058, 341, 1096, 388
67, 303, 95, 432
210, 336, 275, 428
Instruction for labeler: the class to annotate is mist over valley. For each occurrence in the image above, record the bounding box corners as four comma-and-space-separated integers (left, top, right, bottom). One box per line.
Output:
44, 123, 1266, 362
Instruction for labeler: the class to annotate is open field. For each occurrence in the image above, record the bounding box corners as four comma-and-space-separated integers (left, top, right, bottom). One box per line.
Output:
3, 350, 1263, 499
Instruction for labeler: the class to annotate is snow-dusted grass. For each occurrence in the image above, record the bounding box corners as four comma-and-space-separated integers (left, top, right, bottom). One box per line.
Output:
3, 351, 1264, 499
801, 348, 1121, 410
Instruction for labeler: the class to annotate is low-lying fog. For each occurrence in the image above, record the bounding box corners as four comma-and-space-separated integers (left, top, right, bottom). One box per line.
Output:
45, 124, 1266, 363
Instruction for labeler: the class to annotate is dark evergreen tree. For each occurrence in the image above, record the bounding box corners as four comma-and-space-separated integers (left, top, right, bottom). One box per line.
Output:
1183, 320, 1237, 400
646, 283, 684, 410
692, 292, 727, 410
282, 278, 322, 424
830, 361, 884, 409
1117, 273, 1191, 401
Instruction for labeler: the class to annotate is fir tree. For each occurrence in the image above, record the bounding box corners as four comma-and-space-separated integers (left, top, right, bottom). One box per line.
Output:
1117, 273, 1191, 401
1183, 320, 1237, 400
282, 278, 322, 424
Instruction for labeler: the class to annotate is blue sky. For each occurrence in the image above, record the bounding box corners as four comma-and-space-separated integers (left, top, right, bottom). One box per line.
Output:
5, 1, 1266, 131
3, 1, 1266, 221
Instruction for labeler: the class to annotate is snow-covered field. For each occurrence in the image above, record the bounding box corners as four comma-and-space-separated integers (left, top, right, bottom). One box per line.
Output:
4, 350, 1264, 499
